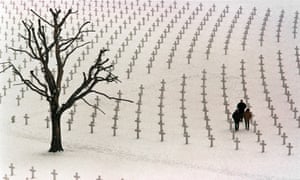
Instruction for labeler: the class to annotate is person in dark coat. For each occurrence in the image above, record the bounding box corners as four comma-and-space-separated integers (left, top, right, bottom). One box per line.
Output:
237, 100, 247, 122
232, 109, 241, 131
243, 108, 252, 130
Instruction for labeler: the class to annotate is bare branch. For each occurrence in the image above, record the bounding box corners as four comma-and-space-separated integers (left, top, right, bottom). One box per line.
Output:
10, 64, 50, 99
63, 42, 91, 66
59, 21, 92, 51
19, 33, 34, 43
30, 70, 48, 93
0, 64, 13, 73
58, 9, 77, 27
22, 20, 39, 59
31, 9, 54, 27
81, 97, 105, 114
8, 47, 37, 60
89, 90, 134, 103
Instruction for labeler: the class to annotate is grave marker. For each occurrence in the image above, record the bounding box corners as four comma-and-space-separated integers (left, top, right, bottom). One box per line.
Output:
234, 137, 240, 150
66, 119, 72, 131
51, 169, 58, 180
281, 132, 288, 145
112, 90, 122, 136
209, 135, 215, 147
45, 116, 50, 128
277, 123, 283, 135
287, 143, 293, 155
273, 114, 278, 126
16, 95, 21, 106
260, 140, 266, 153
253, 121, 258, 133
184, 132, 190, 144
135, 85, 144, 139
256, 130, 262, 142
29, 166, 36, 179
293, 108, 298, 119
9, 163, 15, 176
24, 113, 29, 125
89, 121, 95, 134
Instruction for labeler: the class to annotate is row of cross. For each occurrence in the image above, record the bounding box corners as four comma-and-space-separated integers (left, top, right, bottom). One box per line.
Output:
205, 5, 229, 60
242, 7, 256, 51
240, 60, 251, 108
126, 1, 177, 77
201, 70, 215, 147
224, 7, 242, 55
221, 63, 264, 152
220, 64, 232, 130
296, 46, 300, 76
134, 85, 144, 139
259, 55, 293, 155
158, 79, 166, 142
275, 50, 300, 128
180, 74, 190, 144
3, 163, 109, 180
276, 10, 285, 43
165, 4, 200, 69
220, 64, 241, 150
0, 0, 174, 22
186, 4, 211, 64
145, 5, 180, 74
293, 11, 299, 39
240, 59, 268, 153
259, 8, 271, 47
112, 91, 122, 136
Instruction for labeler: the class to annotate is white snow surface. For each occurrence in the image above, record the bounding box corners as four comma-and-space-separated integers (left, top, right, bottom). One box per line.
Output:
0, 0, 300, 179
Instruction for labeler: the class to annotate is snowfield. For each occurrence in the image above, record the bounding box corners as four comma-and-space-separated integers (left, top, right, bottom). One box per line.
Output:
0, 0, 300, 179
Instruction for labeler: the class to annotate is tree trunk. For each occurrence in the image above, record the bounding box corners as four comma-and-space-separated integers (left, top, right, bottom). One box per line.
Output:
49, 113, 64, 152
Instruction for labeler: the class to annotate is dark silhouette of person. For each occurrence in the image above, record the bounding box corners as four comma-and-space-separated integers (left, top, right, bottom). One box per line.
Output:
237, 100, 247, 122
244, 108, 252, 130
232, 109, 241, 131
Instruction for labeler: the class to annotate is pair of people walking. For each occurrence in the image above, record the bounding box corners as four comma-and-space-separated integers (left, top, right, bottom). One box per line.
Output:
232, 100, 252, 131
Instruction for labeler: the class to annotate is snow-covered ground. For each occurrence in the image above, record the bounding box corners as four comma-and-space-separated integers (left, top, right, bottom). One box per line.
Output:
0, 0, 300, 179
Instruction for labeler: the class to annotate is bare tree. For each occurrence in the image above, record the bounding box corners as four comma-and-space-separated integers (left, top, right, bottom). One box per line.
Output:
8, 9, 132, 152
